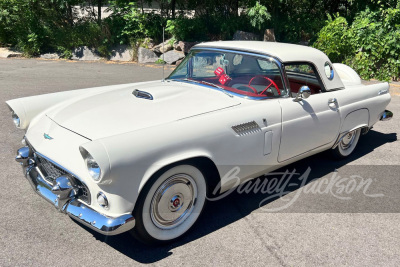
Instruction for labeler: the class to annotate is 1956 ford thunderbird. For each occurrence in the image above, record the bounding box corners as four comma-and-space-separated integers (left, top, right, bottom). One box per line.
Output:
6, 41, 393, 244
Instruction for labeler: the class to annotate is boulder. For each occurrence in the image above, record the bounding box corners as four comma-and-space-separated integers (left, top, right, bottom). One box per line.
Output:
40, 53, 60, 59
263, 29, 276, 42
152, 39, 173, 54
233, 30, 259, 41
173, 41, 182, 51
71, 46, 101, 61
178, 41, 198, 54
138, 47, 158, 63
109, 45, 133, 61
0, 47, 22, 58
160, 50, 185, 65
143, 38, 156, 49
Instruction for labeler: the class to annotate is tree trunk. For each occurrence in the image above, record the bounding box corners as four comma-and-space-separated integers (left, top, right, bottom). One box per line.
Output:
98, 0, 102, 25
171, 0, 176, 19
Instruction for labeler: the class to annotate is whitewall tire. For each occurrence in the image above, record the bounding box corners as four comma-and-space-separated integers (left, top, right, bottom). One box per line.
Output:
332, 128, 361, 158
131, 164, 207, 245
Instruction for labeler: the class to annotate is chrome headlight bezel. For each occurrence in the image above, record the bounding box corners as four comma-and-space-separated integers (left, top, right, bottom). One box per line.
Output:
80, 147, 102, 181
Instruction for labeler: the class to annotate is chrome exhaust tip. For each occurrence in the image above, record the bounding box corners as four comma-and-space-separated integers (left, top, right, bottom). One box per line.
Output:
380, 110, 393, 121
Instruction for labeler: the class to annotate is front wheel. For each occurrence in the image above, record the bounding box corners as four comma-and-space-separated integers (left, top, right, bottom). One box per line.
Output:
332, 128, 361, 158
131, 165, 207, 245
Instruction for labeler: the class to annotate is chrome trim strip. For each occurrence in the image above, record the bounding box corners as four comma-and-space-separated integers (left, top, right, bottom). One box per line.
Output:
232, 121, 262, 136
22, 163, 135, 235
378, 89, 389, 95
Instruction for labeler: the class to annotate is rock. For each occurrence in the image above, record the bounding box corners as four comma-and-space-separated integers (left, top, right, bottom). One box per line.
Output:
109, 45, 133, 61
138, 47, 158, 63
0, 47, 22, 58
233, 30, 259, 41
152, 39, 173, 54
178, 41, 198, 54
263, 29, 276, 42
40, 53, 60, 59
71, 46, 101, 61
140, 38, 155, 49
173, 41, 182, 51
160, 50, 185, 65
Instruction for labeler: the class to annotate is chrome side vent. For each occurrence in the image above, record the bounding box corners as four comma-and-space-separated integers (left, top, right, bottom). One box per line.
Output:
232, 121, 261, 136
133, 89, 153, 100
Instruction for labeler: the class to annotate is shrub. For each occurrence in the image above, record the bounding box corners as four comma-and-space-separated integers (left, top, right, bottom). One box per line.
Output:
314, 7, 400, 81
247, 2, 271, 32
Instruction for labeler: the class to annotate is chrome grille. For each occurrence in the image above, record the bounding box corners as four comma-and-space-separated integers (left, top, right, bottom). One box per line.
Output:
28, 148, 91, 205
36, 154, 67, 184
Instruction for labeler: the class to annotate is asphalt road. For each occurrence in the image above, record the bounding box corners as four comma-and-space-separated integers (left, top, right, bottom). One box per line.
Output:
0, 58, 399, 266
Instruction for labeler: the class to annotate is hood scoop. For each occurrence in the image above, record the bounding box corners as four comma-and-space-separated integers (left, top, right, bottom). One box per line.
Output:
133, 89, 153, 100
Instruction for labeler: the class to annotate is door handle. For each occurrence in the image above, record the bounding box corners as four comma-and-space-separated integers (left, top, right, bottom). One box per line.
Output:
328, 98, 338, 110
328, 98, 338, 105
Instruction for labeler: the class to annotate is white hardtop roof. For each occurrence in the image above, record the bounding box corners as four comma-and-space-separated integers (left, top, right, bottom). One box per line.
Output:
194, 41, 345, 91
195, 41, 326, 63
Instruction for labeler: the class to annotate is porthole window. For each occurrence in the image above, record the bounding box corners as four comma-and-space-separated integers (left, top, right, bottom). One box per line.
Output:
324, 62, 334, 80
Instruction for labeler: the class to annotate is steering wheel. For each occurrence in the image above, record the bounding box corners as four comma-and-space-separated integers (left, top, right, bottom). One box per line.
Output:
248, 75, 281, 96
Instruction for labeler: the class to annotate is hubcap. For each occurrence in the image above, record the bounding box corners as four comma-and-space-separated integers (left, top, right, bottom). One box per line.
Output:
150, 174, 197, 229
340, 131, 356, 150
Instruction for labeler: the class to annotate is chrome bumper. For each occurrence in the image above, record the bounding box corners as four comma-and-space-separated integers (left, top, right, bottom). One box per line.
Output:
17, 146, 135, 236
380, 110, 393, 121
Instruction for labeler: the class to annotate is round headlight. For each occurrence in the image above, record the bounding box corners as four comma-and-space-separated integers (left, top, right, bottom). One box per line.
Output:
12, 112, 20, 127
85, 153, 101, 181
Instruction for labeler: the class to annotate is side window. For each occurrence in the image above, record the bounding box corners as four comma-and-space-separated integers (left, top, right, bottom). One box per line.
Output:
285, 63, 324, 96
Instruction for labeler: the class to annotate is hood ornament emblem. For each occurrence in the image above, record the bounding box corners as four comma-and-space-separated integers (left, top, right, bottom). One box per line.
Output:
43, 133, 53, 140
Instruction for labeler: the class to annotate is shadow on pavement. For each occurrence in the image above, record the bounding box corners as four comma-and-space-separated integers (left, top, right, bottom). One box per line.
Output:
72, 129, 397, 263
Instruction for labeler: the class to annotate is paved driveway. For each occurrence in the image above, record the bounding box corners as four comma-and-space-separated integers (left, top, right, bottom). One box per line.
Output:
1, 58, 399, 266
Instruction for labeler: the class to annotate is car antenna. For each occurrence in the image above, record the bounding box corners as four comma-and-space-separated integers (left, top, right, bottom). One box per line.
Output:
162, 26, 165, 82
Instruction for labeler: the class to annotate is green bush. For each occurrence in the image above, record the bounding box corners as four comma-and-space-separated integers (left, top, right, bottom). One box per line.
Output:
247, 2, 271, 32
107, 2, 163, 45
314, 6, 400, 81
312, 14, 352, 63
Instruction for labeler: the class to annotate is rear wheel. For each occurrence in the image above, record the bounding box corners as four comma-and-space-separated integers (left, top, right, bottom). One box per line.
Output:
332, 128, 361, 158
131, 165, 207, 245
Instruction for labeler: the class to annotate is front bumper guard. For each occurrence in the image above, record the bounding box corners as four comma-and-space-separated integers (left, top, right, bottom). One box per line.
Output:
17, 147, 135, 236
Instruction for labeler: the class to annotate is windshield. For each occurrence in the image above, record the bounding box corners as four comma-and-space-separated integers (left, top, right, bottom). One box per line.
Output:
168, 49, 286, 98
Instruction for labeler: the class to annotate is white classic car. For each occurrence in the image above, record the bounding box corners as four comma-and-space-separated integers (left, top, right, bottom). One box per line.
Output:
7, 41, 393, 244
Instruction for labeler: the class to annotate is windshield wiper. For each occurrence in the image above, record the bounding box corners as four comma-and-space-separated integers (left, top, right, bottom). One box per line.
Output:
179, 78, 233, 98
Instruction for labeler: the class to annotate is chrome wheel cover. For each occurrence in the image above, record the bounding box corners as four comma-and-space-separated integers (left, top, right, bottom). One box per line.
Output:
150, 174, 197, 230
340, 131, 356, 150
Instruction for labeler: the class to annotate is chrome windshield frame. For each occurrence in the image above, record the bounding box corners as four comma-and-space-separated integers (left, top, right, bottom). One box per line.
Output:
167, 47, 290, 99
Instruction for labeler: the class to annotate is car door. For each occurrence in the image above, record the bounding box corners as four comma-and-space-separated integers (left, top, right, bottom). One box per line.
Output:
278, 63, 341, 162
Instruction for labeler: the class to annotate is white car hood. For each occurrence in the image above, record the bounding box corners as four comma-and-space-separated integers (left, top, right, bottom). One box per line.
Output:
46, 81, 240, 140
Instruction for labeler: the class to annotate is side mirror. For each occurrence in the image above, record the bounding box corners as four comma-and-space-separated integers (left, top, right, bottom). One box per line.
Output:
294, 86, 311, 102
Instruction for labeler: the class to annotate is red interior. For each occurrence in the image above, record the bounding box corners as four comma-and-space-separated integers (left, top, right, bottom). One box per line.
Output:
288, 80, 321, 95
202, 75, 283, 98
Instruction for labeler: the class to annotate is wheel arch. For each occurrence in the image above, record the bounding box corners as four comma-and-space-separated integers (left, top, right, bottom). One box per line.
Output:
137, 155, 221, 208
333, 109, 370, 149
339, 108, 370, 134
